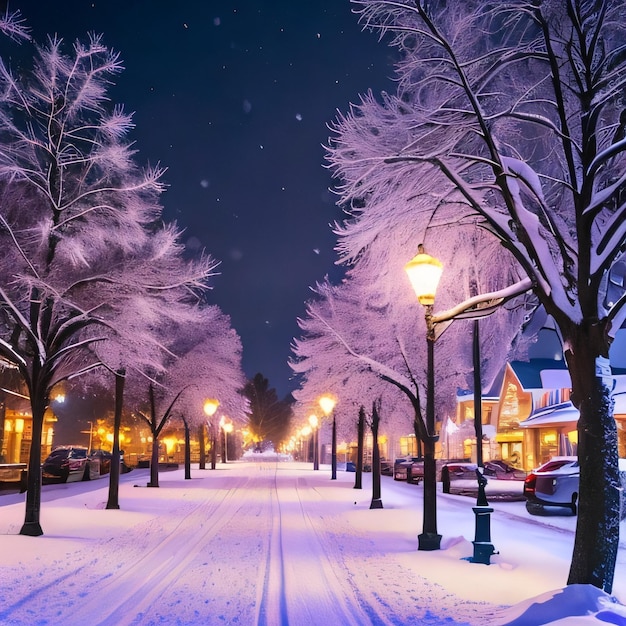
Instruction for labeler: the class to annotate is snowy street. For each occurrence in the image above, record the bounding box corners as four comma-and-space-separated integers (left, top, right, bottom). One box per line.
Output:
0, 461, 625, 625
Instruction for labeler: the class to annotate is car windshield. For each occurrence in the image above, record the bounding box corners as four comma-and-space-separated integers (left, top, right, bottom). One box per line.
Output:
69, 449, 87, 459
540, 459, 578, 472
48, 449, 70, 459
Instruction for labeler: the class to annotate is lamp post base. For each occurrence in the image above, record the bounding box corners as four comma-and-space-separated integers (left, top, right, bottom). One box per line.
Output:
369, 498, 383, 509
418, 532, 442, 551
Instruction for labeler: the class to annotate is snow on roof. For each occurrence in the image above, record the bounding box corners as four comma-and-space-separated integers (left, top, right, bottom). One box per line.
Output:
521, 391, 626, 427
509, 359, 568, 390
520, 401, 579, 428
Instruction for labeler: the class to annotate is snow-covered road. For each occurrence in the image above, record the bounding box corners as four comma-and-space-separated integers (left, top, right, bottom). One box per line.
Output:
0, 460, 624, 625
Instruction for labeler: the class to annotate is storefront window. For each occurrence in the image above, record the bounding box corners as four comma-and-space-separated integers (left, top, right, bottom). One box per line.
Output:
538, 429, 558, 463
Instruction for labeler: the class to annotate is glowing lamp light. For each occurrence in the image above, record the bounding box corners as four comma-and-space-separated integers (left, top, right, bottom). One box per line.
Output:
220, 416, 234, 434
318, 395, 336, 416
404, 245, 443, 306
14, 418, 24, 434
308, 414, 318, 429
204, 398, 220, 417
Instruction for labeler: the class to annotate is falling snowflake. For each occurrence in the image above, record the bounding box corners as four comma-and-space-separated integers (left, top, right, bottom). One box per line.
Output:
296, 113, 302, 121
243, 99, 252, 114
313, 249, 320, 255
213, 17, 221, 26
200, 179, 210, 188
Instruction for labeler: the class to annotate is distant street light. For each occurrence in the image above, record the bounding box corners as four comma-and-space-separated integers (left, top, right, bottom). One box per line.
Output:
308, 414, 319, 470
204, 399, 219, 418
405, 244, 443, 551
204, 399, 220, 470
220, 416, 234, 462
319, 395, 337, 480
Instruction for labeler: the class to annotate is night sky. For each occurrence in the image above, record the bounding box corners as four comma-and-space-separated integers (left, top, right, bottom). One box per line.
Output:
11, 1, 396, 399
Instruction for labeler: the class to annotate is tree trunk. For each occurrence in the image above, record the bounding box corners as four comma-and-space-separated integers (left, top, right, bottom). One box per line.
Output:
210, 425, 217, 470
0, 391, 6, 462
370, 402, 383, 509
20, 394, 46, 536
106, 369, 125, 509
183, 418, 191, 480
565, 334, 620, 593
355, 406, 364, 490
148, 433, 160, 487
198, 424, 206, 470
331, 415, 337, 480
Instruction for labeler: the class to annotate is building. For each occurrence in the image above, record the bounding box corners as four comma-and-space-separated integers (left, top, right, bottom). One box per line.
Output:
0, 395, 56, 464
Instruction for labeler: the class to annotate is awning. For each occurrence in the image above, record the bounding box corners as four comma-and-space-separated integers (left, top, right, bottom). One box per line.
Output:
519, 402, 579, 428
521, 394, 626, 428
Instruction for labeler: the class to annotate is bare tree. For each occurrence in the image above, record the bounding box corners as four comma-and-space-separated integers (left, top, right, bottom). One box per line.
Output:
0, 34, 216, 535
328, 0, 626, 591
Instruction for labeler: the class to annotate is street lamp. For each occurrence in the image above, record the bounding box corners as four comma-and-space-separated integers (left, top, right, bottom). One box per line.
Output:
220, 416, 233, 463
204, 399, 220, 470
405, 244, 443, 551
204, 399, 219, 418
308, 414, 319, 470
319, 395, 337, 479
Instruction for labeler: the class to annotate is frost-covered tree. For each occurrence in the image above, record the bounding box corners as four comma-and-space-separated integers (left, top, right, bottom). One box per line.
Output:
292, 271, 507, 540
291, 280, 417, 449
292, 305, 416, 497
328, 0, 626, 591
0, 34, 216, 535
131, 306, 246, 487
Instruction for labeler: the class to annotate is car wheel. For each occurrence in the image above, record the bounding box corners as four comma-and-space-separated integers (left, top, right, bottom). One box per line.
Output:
525, 501, 543, 515
570, 493, 578, 515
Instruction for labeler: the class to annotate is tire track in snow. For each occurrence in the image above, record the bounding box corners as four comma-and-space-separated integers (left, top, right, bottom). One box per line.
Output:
256, 462, 289, 626
68, 474, 252, 626
256, 467, 377, 626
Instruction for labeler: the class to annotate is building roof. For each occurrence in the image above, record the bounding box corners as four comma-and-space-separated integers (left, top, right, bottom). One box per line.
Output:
509, 359, 569, 390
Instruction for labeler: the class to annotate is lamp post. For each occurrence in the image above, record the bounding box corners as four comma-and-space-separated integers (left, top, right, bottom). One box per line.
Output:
405, 245, 522, 560
319, 395, 337, 480
405, 244, 443, 551
220, 416, 233, 463
204, 399, 220, 470
301, 426, 311, 462
308, 414, 319, 470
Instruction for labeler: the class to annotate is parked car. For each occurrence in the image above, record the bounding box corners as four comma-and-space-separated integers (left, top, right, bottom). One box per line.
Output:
442, 460, 526, 493
42, 446, 100, 484
393, 458, 416, 481
89, 450, 112, 475
381, 460, 394, 476
89, 449, 132, 475
443, 460, 525, 481
523, 456, 579, 515
393, 458, 423, 483
524, 456, 626, 518
483, 460, 527, 481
